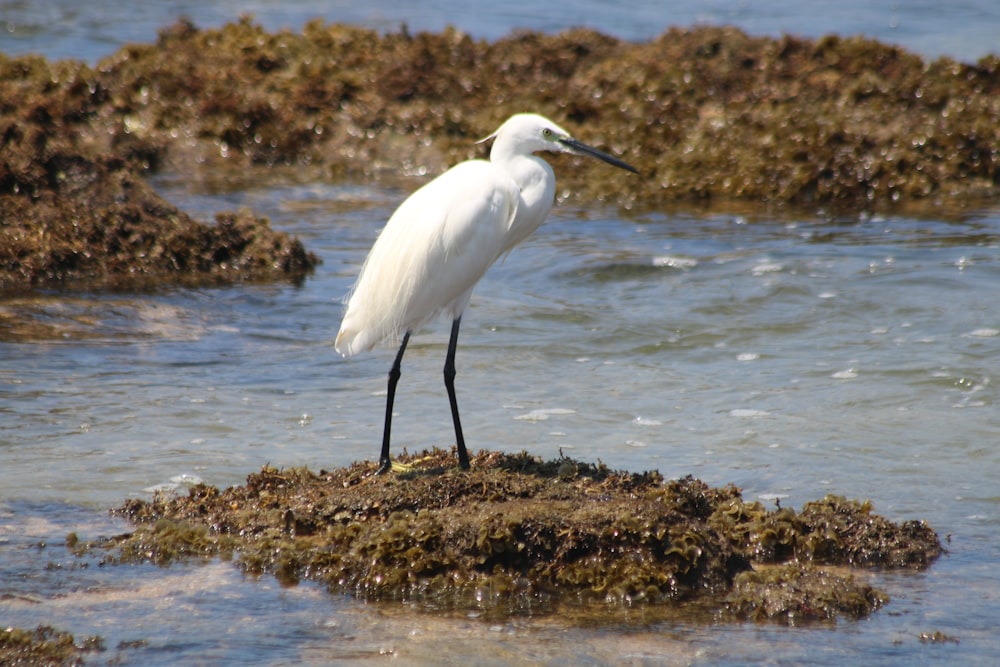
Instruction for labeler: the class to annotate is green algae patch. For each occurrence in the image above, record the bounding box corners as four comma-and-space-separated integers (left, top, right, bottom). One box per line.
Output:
100, 449, 941, 623
3, 20, 1000, 289
725, 563, 888, 623
0, 625, 105, 666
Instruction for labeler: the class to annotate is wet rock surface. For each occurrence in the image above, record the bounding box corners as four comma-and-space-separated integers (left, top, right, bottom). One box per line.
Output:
2, 19, 999, 290
91, 450, 942, 623
0, 625, 104, 666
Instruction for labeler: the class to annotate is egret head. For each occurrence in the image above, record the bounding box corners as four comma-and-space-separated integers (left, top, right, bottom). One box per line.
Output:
480, 113, 639, 174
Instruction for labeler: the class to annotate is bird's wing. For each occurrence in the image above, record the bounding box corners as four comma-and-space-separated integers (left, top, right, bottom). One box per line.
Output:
336, 161, 518, 356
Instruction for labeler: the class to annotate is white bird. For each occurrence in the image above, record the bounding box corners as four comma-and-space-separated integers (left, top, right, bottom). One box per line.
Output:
336, 113, 638, 473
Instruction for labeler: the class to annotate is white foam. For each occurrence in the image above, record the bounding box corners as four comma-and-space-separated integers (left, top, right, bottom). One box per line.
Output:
143, 473, 204, 495
729, 409, 770, 418
751, 262, 783, 276
652, 255, 698, 269
513, 408, 576, 422
170, 473, 204, 486
633, 416, 663, 426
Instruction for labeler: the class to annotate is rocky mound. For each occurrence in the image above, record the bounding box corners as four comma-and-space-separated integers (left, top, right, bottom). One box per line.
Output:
3, 20, 998, 290
88, 449, 942, 623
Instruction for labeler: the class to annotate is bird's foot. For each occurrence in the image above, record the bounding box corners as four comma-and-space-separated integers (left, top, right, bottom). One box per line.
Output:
373, 458, 417, 475
390, 459, 417, 473
374, 455, 463, 476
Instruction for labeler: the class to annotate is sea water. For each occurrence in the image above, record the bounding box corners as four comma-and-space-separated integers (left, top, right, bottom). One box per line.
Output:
2, 3, 999, 664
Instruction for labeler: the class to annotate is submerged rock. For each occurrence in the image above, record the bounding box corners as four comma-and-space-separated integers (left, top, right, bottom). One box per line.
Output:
98, 449, 942, 623
0, 625, 104, 665
2, 19, 998, 289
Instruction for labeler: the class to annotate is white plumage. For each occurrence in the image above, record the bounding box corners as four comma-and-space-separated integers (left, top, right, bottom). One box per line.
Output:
335, 160, 518, 356
335, 113, 637, 473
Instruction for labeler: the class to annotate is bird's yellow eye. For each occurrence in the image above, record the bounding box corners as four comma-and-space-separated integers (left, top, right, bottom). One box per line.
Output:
542, 128, 553, 138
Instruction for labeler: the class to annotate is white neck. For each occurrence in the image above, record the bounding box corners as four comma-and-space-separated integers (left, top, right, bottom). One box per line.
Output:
493, 152, 557, 253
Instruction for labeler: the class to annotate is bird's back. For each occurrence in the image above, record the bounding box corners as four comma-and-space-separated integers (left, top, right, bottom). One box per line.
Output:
335, 160, 519, 356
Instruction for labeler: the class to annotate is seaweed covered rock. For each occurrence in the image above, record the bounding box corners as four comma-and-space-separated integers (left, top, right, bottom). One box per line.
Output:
725, 564, 887, 623
101, 449, 942, 623
88, 19, 1000, 211
709, 493, 942, 568
3, 19, 1000, 289
0, 625, 104, 666
0, 53, 317, 290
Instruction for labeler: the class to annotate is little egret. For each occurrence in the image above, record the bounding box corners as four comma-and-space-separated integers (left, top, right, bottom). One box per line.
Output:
336, 113, 638, 473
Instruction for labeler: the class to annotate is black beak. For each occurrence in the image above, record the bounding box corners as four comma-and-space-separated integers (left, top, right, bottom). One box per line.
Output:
559, 137, 639, 174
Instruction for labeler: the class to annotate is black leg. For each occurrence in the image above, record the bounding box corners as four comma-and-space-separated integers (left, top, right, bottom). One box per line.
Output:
378, 331, 410, 475
444, 317, 471, 470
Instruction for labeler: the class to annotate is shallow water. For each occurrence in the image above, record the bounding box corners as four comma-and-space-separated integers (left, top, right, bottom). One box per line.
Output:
4, 176, 1000, 664
3, 2, 1000, 665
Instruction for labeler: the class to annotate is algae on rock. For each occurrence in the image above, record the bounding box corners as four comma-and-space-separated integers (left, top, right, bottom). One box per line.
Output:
100, 449, 942, 623
3, 20, 1000, 289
